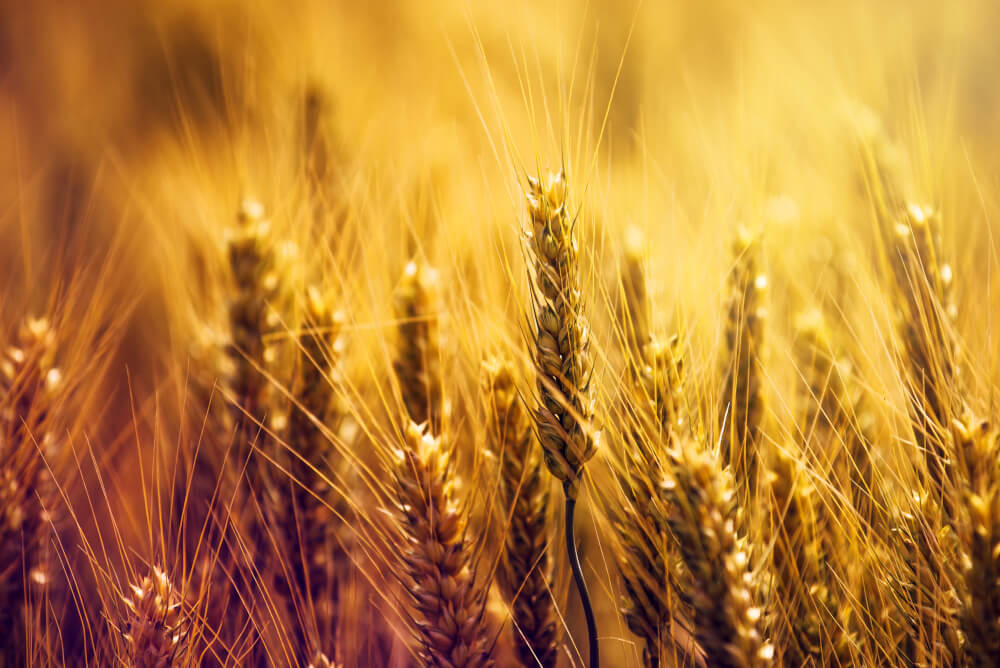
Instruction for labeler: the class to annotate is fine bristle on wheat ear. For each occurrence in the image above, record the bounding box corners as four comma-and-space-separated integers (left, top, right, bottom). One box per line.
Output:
661, 434, 773, 668
526, 170, 596, 500
952, 415, 1000, 665
0, 316, 64, 664
483, 358, 560, 668
720, 227, 766, 501
121, 567, 190, 668
391, 421, 494, 667
393, 260, 445, 434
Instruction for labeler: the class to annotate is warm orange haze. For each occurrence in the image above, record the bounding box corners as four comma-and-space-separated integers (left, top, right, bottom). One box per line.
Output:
2, 0, 1000, 666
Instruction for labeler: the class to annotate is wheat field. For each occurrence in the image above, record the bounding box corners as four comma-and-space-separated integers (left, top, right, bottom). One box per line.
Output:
2, 0, 1000, 666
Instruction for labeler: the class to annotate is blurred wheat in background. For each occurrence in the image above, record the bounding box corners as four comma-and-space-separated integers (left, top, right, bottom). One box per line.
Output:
3, 0, 1000, 666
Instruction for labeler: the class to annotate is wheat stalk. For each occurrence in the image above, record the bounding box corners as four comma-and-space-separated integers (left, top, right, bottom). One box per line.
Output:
525, 169, 601, 666
891, 491, 962, 666
612, 239, 692, 667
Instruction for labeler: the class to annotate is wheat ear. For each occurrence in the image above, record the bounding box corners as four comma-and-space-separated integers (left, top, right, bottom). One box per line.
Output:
391, 421, 494, 667
661, 433, 773, 668
0, 316, 64, 664
614, 239, 691, 667
393, 261, 445, 434
764, 446, 853, 665
952, 415, 1000, 665
794, 309, 880, 529
484, 358, 559, 668
284, 286, 350, 662
720, 227, 766, 501
526, 171, 596, 499
121, 567, 191, 668
225, 199, 285, 433
891, 491, 962, 665
526, 170, 599, 666
886, 204, 960, 496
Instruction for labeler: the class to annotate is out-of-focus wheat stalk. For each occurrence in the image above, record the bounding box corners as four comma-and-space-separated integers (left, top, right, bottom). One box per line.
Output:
794, 308, 881, 530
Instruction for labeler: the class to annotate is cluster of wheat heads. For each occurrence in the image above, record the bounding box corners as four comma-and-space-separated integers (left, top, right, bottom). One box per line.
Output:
6, 3, 1000, 664
4, 136, 1000, 668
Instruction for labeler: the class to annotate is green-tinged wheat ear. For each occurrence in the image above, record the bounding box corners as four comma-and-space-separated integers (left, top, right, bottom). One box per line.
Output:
121, 567, 190, 668
483, 358, 559, 668
764, 446, 854, 665
794, 308, 881, 529
0, 316, 64, 664
886, 204, 960, 495
280, 286, 351, 662
661, 433, 773, 668
720, 227, 767, 501
391, 421, 494, 667
393, 261, 445, 435
890, 491, 962, 666
952, 415, 1000, 665
526, 170, 596, 500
